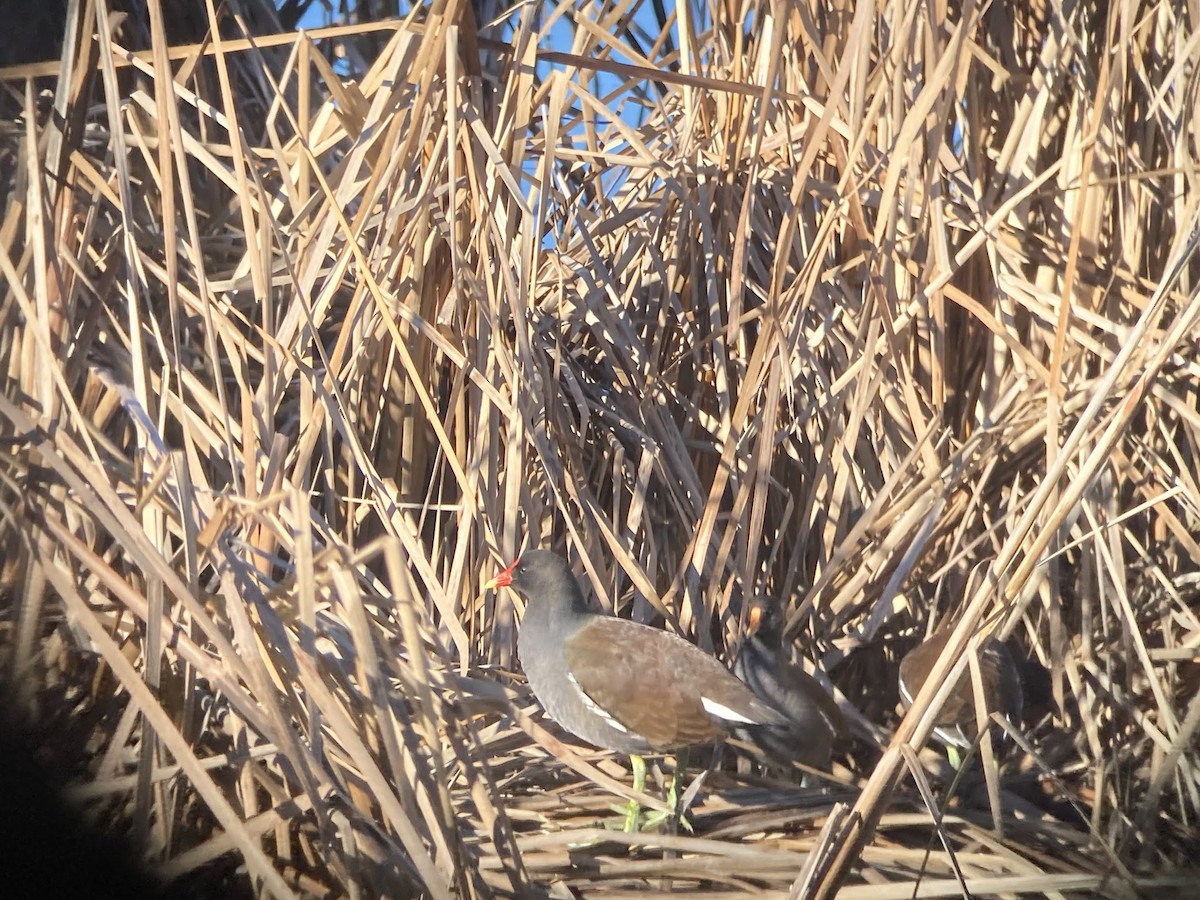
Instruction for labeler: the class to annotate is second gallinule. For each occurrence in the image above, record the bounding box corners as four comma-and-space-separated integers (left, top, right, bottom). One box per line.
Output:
898, 620, 1024, 768
733, 596, 846, 776
486, 550, 786, 828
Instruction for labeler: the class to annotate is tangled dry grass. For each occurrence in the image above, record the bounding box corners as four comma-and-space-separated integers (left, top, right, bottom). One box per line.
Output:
1, 0, 1198, 896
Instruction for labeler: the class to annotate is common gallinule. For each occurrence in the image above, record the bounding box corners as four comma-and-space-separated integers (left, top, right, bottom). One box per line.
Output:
733, 596, 846, 776
486, 550, 786, 829
897, 620, 1023, 768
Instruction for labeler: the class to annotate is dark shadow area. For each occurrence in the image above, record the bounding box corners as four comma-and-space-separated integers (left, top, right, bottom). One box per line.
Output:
0, 695, 163, 899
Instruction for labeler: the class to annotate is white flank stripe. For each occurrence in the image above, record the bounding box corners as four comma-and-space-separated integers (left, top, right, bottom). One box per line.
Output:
701, 696, 760, 725
567, 672, 628, 733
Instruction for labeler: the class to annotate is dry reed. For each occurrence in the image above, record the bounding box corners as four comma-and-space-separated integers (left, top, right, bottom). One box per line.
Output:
0, 0, 1198, 896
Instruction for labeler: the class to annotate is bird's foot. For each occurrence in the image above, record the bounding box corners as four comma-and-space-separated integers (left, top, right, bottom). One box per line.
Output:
664, 768, 694, 833
604, 754, 696, 833
601, 799, 684, 833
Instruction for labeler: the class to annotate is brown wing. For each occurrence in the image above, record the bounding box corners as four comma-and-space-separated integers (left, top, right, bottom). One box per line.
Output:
564, 617, 776, 750
979, 637, 1023, 725
900, 629, 1022, 728
900, 628, 972, 726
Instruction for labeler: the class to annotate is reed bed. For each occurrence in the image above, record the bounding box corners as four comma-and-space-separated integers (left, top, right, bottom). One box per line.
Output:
0, 0, 1198, 896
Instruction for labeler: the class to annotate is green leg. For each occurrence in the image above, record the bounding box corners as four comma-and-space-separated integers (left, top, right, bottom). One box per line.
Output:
638, 748, 693, 833
670, 746, 692, 833
946, 744, 962, 771
621, 752, 696, 834
666, 747, 684, 810
623, 754, 646, 833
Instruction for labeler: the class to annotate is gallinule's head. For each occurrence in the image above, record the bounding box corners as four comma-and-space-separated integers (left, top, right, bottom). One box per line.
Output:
733, 596, 847, 773
486, 550, 584, 611
745, 595, 787, 648
897, 621, 1023, 763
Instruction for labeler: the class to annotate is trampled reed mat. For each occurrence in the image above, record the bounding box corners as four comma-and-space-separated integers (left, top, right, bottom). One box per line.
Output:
0, 0, 1197, 897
